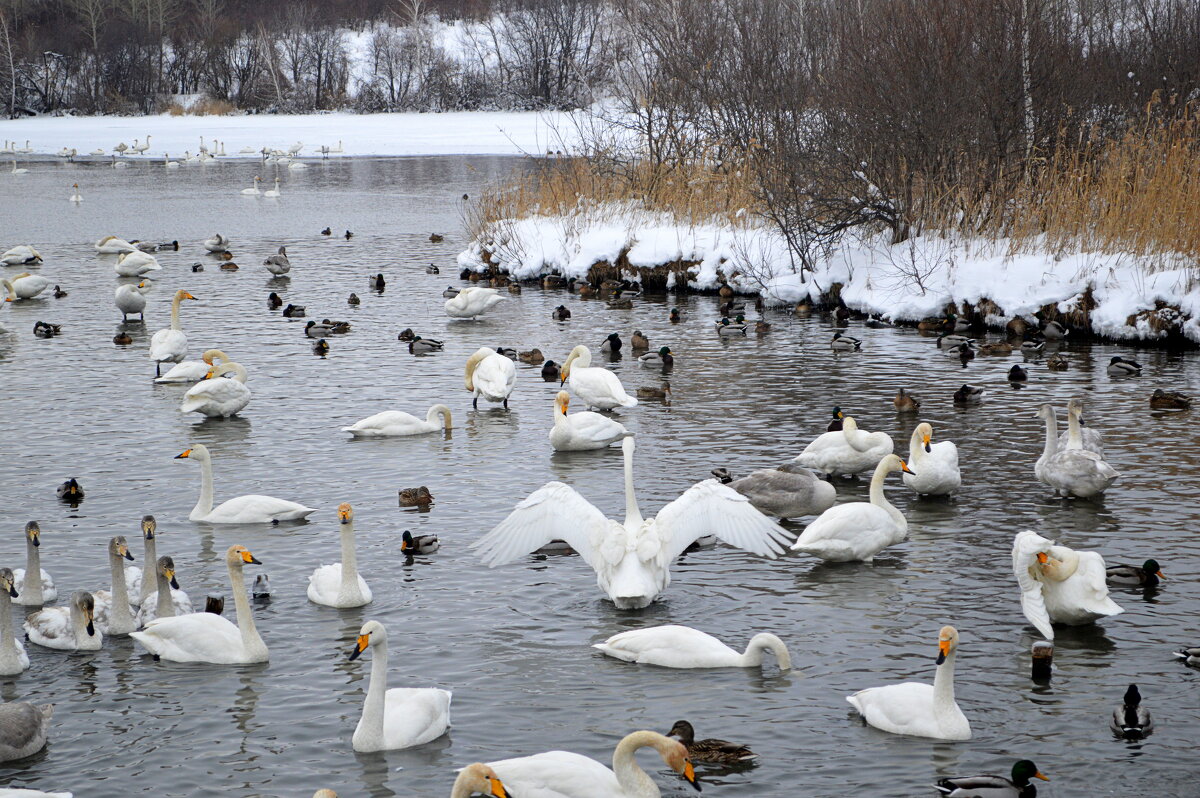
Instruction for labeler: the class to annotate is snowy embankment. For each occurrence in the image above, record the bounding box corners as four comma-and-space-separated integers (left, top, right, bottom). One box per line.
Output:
1, 110, 581, 159
457, 207, 1200, 343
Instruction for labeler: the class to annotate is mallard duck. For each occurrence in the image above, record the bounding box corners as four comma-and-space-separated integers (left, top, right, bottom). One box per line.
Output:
1150, 388, 1190, 409
755, 320, 771, 333
1108, 356, 1141, 376
370, 273, 385, 291
348, 292, 360, 305
219, 261, 239, 271
577, 281, 597, 297
543, 274, 567, 289
424, 263, 440, 275
864, 314, 892, 328
937, 333, 974, 349
267, 292, 283, 309
1106, 559, 1164, 588
552, 305, 571, 320
716, 317, 747, 336
429, 233, 444, 243
541, 360, 560, 381
719, 299, 746, 316
954, 384, 984, 404
33, 321, 62, 338
321, 227, 331, 236
191, 262, 204, 272
1173, 646, 1200, 667
398, 487, 433, 508
113, 331, 133, 345
934, 760, 1049, 798
401, 530, 439, 555
397, 328, 415, 341
321, 318, 351, 334
599, 333, 622, 353
608, 292, 634, 309
826, 406, 845, 431
444, 286, 462, 299
1041, 320, 1068, 340
916, 318, 945, 332
495, 346, 519, 360
459, 268, 472, 280
947, 341, 975, 362
944, 314, 970, 333
631, 330, 650, 350
893, 388, 920, 412
669, 308, 681, 323
56, 478, 84, 501
1111, 684, 1153, 739
52, 285, 67, 299
508, 282, 522, 294
666, 720, 756, 764
253, 573, 271, 598
978, 341, 1013, 355
205, 595, 225, 614
638, 346, 673, 368
305, 320, 332, 338
519, 348, 544, 364
830, 331, 861, 351
1008, 364, 1028, 381
345, 230, 353, 239
1020, 338, 1045, 355
718, 283, 734, 298
636, 382, 671, 401
312, 338, 329, 356
1046, 353, 1069, 371
283, 304, 306, 318
409, 336, 444, 354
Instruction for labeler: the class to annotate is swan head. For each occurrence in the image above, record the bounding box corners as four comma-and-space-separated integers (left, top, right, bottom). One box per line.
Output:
141, 514, 156, 540
348, 619, 387, 660
656, 735, 698, 790
560, 345, 590, 381
879, 453, 914, 476
915, 422, 933, 453
555, 390, 570, 414
1036, 403, 1055, 420
936, 625, 959, 665
156, 556, 180, 589
174, 289, 198, 302
456, 764, 511, 798
72, 591, 96, 636
174, 444, 211, 463
25, 520, 40, 547
338, 502, 354, 525
110, 536, 134, 562
0, 567, 16, 598
226, 545, 261, 570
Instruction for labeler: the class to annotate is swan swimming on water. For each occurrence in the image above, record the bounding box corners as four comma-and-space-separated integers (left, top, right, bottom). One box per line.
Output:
308, 503, 372, 608
175, 444, 316, 523
594, 624, 792, 670
343, 404, 452, 437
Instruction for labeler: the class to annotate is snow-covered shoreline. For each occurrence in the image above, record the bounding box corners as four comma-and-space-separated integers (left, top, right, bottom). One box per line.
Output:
0, 110, 581, 159
458, 207, 1200, 345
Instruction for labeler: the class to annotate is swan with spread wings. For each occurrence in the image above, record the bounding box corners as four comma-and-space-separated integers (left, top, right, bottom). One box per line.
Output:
473, 437, 791, 608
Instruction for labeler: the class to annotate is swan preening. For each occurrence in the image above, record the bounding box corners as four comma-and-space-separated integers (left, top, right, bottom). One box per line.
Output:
550, 390, 630, 450
595, 624, 792, 670
560, 345, 637, 410
1, 245, 41, 265
343, 404, 452, 437
149, 290, 198, 375
486, 730, 698, 798
114, 250, 161, 277
475, 437, 791, 608
95, 235, 137, 254
308, 503, 372, 608
445, 286, 504, 319
791, 454, 913, 562
847, 625, 971, 740
2, 273, 52, 300
131, 545, 268, 664
176, 444, 316, 523
1012, 530, 1123, 639
348, 620, 451, 751
794, 416, 893, 477
713, 463, 835, 519
155, 348, 230, 384
180, 361, 251, 417
204, 233, 230, 253
451, 765, 511, 798
465, 347, 516, 409
1035, 403, 1117, 497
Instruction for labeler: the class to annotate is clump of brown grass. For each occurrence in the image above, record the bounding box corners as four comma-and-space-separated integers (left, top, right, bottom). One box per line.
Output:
191, 97, 237, 116
165, 101, 186, 116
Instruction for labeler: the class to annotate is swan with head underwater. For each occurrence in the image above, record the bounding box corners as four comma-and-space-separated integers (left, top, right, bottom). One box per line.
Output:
149, 289, 197, 376
473, 436, 791, 608
1012, 530, 1123, 639
560, 345, 637, 411
308, 503, 372, 608
1, 273, 52, 301
465, 347, 516, 409
175, 444, 316, 523
343, 404, 452, 437
131, 545, 266, 664
445, 286, 504, 319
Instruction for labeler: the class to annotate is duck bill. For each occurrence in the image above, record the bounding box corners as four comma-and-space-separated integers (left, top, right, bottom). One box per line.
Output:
401, 539, 413, 554
1034, 772, 1050, 782
1156, 570, 1166, 580
348, 634, 369, 661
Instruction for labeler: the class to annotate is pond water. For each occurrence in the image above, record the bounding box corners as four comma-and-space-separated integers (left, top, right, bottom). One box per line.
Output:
1, 156, 1198, 797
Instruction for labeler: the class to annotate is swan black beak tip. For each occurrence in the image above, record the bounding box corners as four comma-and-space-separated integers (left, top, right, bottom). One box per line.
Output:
86, 620, 96, 636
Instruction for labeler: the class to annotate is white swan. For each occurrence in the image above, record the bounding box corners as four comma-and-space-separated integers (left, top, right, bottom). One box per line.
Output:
25, 591, 102, 651
13, 521, 55, 606
135, 555, 193, 626
2, 273, 52, 300
1035, 404, 1117, 497
69, 183, 83, 202
0, 789, 73, 798
487, 730, 698, 798
92, 536, 138, 636
308, 503, 372, 608
902, 422, 961, 496
288, 160, 307, 170
465, 347, 516, 409
1012, 530, 1124, 639
0, 568, 30, 675
114, 280, 151, 321
164, 153, 179, 169
793, 416, 893, 477
445, 286, 504, 319
1, 245, 41, 266
10, 160, 28, 175
594, 624, 791, 670
181, 361, 251, 417
241, 176, 262, 195
1056, 397, 1105, 457
95, 235, 137, 254
114, 250, 161, 277
450, 764, 511, 798
131, 545, 268, 664
560, 345, 637, 410
848, 625, 970, 740
348, 620, 451, 751
149, 289, 197, 375
791, 454, 913, 562
343, 404, 452, 437
155, 348, 230, 384
474, 437, 791, 608
176, 444, 317, 523
203, 233, 229, 253
263, 177, 282, 198
550, 390, 630, 451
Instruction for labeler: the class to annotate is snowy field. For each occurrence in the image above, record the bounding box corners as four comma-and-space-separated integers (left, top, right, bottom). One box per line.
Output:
0, 110, 582, 160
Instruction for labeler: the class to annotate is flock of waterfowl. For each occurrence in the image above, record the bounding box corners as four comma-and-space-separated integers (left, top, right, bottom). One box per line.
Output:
1, 211, 1197, 798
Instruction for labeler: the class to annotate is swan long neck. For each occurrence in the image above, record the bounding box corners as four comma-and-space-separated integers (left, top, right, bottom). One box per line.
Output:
25, 536, 42, 603
1041, 410, 1059, 460
361, 635, 389, 740
220, 362, 248, 383
908, 428, 926, 464
337, 521, 361, 603
0, 589, 17, 664
169, 293, 183, 331
140, 537, 158, 603
742, 633, 792, 670
612, 732, 662, 797
155, 565, 174, 618
229, 559, 265, 656
110, 548, 134, 626
622, 442, 643, 525
933, 648, 957, 710
868, 461, 904, 527
192, 455, 215, 520
1066, 408, 1083, 448
428, 404, 452, 429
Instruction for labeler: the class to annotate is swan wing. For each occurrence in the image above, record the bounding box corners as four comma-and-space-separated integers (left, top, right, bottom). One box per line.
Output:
593, 624, 737, 667
130, 612, 244, 663
180, 378, 250, 414
847, 682, 945, 737
473, 483, 610, 570
155, 360, 210, 383
476, 355, 516, 400
1012, 531, 1055, 638
23, 608, 74, 649
342, 410, 426, 436
204, 494, 316, 523
382, 688, 451, 748
1065, 551, 1124, 618
655, 479, 791, 563
488, 751, 619, 798
149, 329, 187, 361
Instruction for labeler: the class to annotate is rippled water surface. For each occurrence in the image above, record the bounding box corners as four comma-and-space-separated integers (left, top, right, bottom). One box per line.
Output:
2, 157, 1199, 797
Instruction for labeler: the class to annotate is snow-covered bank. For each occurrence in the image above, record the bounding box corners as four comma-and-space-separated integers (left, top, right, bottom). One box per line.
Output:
458, 207, 1200, 344
1, 110, 581, 159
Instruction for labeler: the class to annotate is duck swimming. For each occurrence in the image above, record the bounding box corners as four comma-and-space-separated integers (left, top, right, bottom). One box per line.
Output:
1106, 558, 1164, 588
667, 720, 757, 764
935, 760, 1048, 798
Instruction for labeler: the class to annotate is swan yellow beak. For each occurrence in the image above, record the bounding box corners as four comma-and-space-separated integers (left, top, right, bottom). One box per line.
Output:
85, 608, 95, 636
1034, 771, 1050, 781
899, 459, 915, 475
936, 639, 950, 665
348, 633, 370, 661
165, 568, 179, 589
1036, 552, 1049, 564
174, 449, 192, 459
183, 292, 197, 300
488, 777, 509, 798
682, 760, 699, 790
922, 434, 931, 452
240, 550, 261, 565
338, 507, 352, 523
119, 545, 133, 561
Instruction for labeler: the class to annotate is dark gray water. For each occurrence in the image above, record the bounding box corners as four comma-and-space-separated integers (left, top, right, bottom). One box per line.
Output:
1, 156, 1199, 797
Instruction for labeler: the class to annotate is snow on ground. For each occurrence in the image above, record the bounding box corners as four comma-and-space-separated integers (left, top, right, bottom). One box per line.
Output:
1, 110, 581, 160
458, 205, 1200, 343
